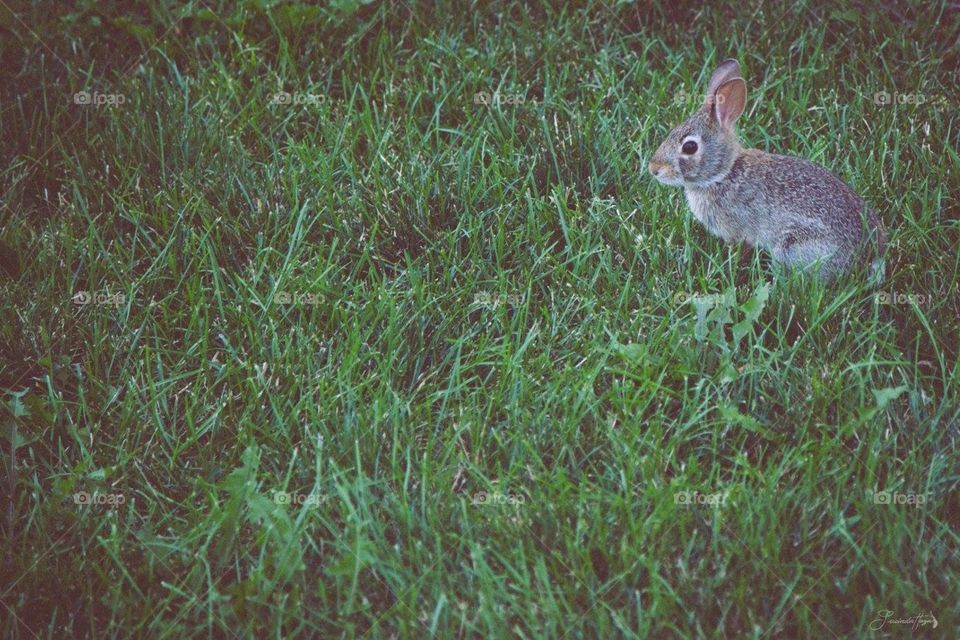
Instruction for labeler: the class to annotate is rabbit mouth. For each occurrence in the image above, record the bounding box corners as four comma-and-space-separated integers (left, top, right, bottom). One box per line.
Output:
648, 160, 684, 186
651, 171, 684, 186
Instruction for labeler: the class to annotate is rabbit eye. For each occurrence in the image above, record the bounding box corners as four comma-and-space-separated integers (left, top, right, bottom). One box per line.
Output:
681, 140, 698, 155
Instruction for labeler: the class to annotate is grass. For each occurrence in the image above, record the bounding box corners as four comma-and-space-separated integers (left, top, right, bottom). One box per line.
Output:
1, 0, 958, 637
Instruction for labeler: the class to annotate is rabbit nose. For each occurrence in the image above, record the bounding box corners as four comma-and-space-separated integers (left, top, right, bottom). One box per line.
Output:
648, 162, 662, 176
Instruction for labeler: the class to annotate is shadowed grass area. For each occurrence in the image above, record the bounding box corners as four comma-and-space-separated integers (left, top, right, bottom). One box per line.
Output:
1, 0, 958, 637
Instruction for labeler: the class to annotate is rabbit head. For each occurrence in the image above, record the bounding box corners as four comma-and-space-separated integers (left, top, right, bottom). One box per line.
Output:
648, 59, 747, 188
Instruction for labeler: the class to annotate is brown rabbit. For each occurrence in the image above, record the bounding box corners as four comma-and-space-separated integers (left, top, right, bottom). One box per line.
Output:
648, 59, 886, 282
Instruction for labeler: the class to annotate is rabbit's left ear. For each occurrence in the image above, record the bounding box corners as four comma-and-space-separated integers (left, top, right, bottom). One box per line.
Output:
714, 78, 746, 128
705, 59, 741, 102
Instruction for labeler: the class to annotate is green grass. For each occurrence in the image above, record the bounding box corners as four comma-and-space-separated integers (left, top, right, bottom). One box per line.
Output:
1, 0, 958, 637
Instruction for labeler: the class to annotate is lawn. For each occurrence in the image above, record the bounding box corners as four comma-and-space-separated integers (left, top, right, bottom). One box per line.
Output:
1, 0, 958, 637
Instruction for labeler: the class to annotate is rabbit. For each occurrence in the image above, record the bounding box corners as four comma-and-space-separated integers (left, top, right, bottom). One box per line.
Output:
648, 58, 886, 283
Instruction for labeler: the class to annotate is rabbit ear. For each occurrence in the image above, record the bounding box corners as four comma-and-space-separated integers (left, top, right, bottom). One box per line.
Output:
713, 78, 746, 128
705, 59, 741, 101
